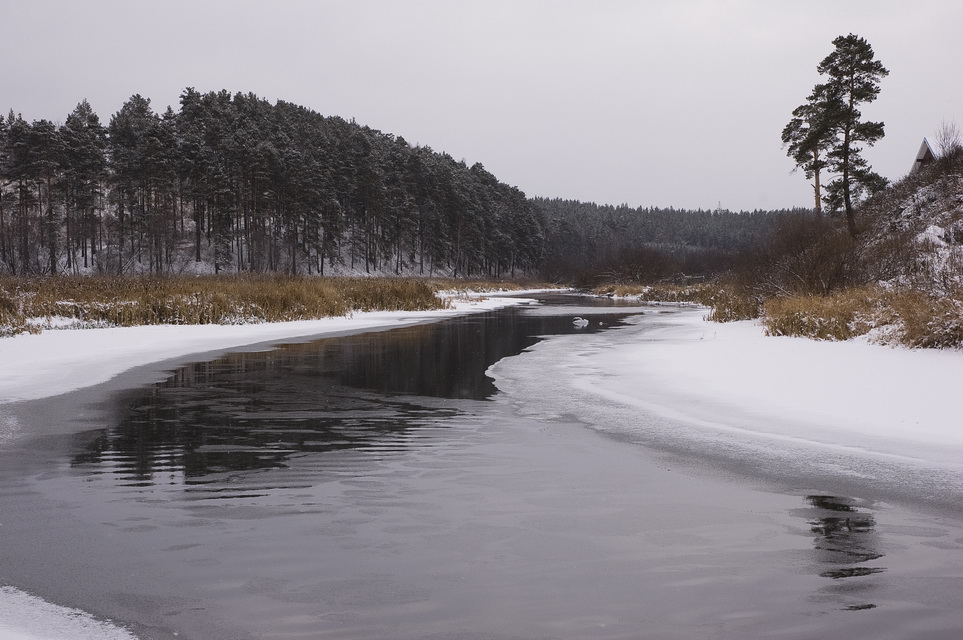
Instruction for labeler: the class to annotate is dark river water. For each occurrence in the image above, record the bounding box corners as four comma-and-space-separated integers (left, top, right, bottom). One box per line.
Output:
1, 294, 962, 640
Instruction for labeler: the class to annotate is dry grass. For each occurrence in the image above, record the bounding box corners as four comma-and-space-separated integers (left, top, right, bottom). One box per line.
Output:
594, 283, 718, 305
594, 282, 761, 322
0, 275, 446, 337
762, 290, 878, 341
879, 289, 963, 348
428, 278, 554, 294
703, 287, 762, 323
762, 287, 963, 348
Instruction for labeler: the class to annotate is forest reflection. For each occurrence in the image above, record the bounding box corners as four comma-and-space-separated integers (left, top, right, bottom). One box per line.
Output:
802, 494, 886, 611
70, 303, 641, 488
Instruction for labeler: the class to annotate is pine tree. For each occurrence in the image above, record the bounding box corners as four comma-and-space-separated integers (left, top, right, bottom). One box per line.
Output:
781, 82, 836, 215
61, 100, 107, 270
784, 34, 888, 235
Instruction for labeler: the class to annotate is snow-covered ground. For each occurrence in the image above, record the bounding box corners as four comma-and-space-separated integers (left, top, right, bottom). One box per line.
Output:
3, 296, 962, 639
578, 308, 963, 464
491, 306, 963, 502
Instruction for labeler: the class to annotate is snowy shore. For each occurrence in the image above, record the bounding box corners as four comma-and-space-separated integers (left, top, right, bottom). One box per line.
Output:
576, 308, 963, 465
490, 305, 963, 506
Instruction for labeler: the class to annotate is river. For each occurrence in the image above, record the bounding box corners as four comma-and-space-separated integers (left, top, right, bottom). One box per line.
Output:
1, 294, 961, 639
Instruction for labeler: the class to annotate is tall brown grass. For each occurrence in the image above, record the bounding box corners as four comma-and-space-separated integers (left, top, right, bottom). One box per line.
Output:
593, 283, 718, 306
763, 287, 963, 348
593, 282, 762, 322
0, 275, 447, 337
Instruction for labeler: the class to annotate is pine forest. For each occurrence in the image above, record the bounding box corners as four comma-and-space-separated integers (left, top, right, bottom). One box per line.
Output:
0, 88, 802, 282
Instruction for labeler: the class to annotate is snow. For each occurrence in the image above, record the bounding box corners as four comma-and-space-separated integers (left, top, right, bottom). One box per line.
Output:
0, 587, 138, 640
3, 295, 963, 638
491, 306, 963, 477
573, 309, 963, 464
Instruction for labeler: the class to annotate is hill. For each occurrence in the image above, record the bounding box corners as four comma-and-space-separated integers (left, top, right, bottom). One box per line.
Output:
0, 90, 544, 279
749, 145, 963, 348
858, 146, 963, 293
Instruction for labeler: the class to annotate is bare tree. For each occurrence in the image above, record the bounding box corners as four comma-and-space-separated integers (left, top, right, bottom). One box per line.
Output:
934, 119, 962, 158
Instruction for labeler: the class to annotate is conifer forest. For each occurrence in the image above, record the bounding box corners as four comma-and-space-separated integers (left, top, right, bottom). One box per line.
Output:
0, 89, 801, 282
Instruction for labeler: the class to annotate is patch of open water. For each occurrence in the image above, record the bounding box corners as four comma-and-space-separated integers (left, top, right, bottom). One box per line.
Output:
1, 295, 962, 639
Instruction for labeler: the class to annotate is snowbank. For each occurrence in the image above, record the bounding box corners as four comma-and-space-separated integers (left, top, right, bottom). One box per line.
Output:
577, 309, 963, 464
0, 587, 138, 640
491, 305, 963, 478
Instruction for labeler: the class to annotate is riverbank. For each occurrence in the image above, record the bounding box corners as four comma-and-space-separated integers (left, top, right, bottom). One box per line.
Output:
0, 294, 544, 406
576, 308, 963, 466
490, 306, 963, 510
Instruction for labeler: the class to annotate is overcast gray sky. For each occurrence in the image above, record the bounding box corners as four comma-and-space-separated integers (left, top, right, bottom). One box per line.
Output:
2, 0, 961, 211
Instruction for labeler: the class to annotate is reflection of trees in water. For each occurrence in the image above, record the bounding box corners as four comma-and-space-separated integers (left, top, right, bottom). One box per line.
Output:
72, 376, 454, 485
802, 495, 885, 611
71, 307, 640, 488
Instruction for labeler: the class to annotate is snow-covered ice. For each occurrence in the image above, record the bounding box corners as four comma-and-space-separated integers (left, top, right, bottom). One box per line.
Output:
0, 587, 138, 640
490, 305, 963, 502
580, 308, 963, 461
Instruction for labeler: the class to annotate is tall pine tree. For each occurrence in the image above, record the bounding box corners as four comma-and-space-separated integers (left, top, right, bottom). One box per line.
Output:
784, 34, 888, 235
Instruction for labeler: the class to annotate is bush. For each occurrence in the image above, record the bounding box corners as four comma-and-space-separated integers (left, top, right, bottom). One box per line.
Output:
762, 287, 963, 348
735, 213, 859, 298
593, 283, 718, 305
705, 286, 762, 322
762, 290, 877, 341
592, 282, 761, 322
883, 289, 963, 348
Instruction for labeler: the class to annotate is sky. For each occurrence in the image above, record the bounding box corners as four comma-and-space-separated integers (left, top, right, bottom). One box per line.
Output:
1, 0, 961, 212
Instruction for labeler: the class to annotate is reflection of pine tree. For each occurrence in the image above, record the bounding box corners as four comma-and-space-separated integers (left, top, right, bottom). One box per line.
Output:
805, 495, 885, 580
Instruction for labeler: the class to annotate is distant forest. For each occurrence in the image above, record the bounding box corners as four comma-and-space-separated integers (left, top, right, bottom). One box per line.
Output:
0, 89, 805, 281
537, 199, 806, 283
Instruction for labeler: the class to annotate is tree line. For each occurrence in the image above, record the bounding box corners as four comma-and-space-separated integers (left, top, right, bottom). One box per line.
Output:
536, 198, 807, 284
0, 89, 545, 277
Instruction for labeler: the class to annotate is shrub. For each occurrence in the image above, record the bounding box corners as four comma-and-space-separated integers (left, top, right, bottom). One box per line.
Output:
883, 289, 963, 348
735, 213, 859, 298
593, 283, 719, 306
762, 291, 877, 341
762, 287, 963, 348
705, 286, 762, 322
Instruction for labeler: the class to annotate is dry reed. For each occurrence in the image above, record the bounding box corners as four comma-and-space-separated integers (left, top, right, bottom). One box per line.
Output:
0, 275, 447, 336
762, 287, 963, 348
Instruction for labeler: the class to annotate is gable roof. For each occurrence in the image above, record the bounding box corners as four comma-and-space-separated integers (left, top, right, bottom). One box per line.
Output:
911, 138, 936, 173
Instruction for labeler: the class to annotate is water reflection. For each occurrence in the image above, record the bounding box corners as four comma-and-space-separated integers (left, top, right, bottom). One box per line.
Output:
800, 494, 885, 611
70, 304, 642, 489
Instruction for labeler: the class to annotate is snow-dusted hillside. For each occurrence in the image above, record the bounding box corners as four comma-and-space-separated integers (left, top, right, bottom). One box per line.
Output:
860, 149, 963, 292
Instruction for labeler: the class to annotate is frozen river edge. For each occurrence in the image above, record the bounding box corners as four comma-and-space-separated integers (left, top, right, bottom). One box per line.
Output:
489, 306, 963, 510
